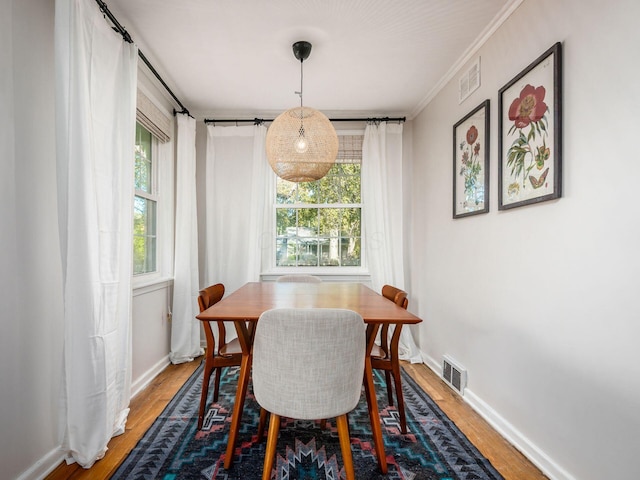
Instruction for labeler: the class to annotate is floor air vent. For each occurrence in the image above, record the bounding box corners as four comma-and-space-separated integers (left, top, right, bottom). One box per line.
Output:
442, 355, 467, 395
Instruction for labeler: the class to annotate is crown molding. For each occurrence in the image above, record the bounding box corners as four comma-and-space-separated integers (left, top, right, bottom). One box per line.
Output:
409, 0, 525, 120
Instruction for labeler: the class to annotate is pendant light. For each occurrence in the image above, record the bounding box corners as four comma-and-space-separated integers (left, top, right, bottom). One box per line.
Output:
266, 41, 339, 183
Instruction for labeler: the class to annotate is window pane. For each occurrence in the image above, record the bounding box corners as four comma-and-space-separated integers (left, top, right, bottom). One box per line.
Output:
298, 238, 319, 266
276, 208, 296, 236
275, 236, 320, 267
341, 164, 361, 203
341, 237, 361, 266
276, 237, 295, 266
319, 208, 340, 236
341, 208, 361, 236
276, 179, 297, 204
297, 181, 318, 204
317, 165, 341, 203
133, 122, 158, 276
135, 123, 152, 193
318, 238, 340, 266
318, 241, 331, 266
341, 163, 360, 176
297, 208, 318, 235
133, 195, 157, 274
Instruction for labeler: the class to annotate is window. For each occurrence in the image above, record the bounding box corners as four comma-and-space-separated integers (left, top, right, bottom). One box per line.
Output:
132, 89, 174, 285
133, 122, 158, 275
275, 135, 363, 267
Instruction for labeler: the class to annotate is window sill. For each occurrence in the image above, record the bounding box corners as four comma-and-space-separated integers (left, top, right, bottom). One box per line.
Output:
133, 276, 174, 296
261, 268, 370, 284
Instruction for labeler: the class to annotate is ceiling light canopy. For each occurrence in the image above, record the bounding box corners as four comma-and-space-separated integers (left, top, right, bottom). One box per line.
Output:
266, 41, 338, 183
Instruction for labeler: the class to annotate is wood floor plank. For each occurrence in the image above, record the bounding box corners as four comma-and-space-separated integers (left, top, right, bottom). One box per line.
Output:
45, 358, 546, 480
44, 359, 200, 480
402, 362, 547, 480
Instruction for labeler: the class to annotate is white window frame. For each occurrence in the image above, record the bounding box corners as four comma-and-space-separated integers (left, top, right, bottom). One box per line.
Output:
132, 91, 175, 289
266, 129, 369, 281
133, 123, 159, 277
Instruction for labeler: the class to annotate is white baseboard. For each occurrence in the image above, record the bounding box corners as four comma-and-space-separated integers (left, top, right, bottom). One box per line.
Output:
422, 351, 441, 374
23, 352, 573, 480
463, 389, 575, 480
16, 447, 66, 480
131, 355, 171, 398
420, 352, 575, 480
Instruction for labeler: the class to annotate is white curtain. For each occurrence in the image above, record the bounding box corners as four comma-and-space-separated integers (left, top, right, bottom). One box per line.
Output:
55, 0, 137, 467
362, 123, 422, 363
204, 124, 271, 295
170, 114, 202, 363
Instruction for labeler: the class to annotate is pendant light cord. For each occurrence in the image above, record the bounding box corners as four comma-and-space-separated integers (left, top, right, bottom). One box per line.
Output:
298, 58, 305, 128
299, 59, 304, 109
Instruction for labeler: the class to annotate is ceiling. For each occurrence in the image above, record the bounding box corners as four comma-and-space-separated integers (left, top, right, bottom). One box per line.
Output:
106, 0, 514, 119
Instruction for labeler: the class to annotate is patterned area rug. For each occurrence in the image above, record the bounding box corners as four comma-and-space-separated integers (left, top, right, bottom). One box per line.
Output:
113, 363, 503, 479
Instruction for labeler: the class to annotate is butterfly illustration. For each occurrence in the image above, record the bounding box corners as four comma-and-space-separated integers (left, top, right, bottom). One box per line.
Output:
529, 167, 549, 189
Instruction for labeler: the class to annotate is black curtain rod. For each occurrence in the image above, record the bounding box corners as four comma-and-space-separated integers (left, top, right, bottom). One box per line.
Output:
204, 116, 406, 125
94, 0, 191, 117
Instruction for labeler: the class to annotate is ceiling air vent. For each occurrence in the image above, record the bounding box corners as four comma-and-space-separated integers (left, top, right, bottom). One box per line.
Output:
442, 355, 467, 395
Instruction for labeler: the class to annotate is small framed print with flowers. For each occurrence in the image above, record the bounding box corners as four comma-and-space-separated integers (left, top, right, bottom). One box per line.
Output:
453, 99, 490, 218
499, 42, 562, 210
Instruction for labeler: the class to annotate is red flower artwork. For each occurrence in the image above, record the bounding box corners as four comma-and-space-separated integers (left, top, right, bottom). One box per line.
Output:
466, 125, 478, 145
505, 83, 551, 193
508, 84, 547, 129
459, 125, 482, 207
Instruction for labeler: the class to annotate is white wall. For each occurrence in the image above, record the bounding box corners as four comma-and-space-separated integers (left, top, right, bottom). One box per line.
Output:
1, 1, 64, 479
409, 1, 640, 479
131, 282, 172, 395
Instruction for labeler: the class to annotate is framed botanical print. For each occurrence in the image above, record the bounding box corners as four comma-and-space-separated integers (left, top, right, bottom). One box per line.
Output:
453, 99, 490, 218
498, 42, 562, 210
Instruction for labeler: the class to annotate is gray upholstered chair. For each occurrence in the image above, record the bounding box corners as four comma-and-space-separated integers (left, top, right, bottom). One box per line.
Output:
276, 274, 322, 283
252, 308, 366, 480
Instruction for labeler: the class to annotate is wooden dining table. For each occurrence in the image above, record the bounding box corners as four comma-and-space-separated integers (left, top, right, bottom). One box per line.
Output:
196, 281, 423, 473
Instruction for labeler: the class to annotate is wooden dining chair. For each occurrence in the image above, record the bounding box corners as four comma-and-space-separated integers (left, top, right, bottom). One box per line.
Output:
276, 274, 323, 283
253, 308, 366, 480
371, 284, 409, 434
196, 283, 242, 429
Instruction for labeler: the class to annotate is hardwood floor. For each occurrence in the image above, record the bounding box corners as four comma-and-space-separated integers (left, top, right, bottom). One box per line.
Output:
402, 362, 547, 480
46, 358, 546, 480
45, 360, 200, 480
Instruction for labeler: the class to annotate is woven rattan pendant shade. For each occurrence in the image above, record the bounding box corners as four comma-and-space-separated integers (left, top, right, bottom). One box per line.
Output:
266, 106, 338, 182
266, 41, 338, 183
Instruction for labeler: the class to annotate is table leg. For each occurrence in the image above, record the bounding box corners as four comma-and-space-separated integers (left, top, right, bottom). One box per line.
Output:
364, 324, 388, 473
224, 321, 253, 469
